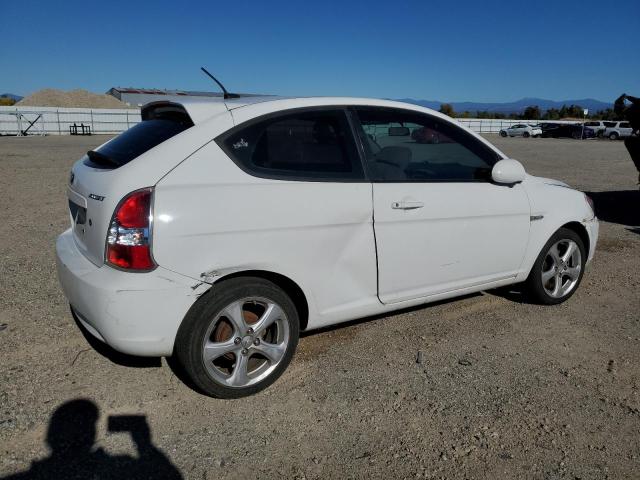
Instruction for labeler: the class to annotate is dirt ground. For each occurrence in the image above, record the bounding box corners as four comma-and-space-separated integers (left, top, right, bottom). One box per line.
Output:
0, 134, 639, 479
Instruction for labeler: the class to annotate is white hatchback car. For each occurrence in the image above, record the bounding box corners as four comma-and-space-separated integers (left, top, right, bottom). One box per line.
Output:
56, 96, 599, 398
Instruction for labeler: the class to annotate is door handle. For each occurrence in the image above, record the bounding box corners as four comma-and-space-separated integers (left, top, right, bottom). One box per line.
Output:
391, 200, 424, 210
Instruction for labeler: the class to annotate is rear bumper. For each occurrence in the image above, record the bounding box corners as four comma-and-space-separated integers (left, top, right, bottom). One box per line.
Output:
56, 228, 208, 356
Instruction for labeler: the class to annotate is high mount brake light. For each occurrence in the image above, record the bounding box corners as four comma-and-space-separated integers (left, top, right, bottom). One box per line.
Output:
106, 188, 156, 271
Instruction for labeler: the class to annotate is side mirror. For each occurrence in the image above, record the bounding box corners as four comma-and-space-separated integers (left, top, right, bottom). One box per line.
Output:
492, 159, 526, 184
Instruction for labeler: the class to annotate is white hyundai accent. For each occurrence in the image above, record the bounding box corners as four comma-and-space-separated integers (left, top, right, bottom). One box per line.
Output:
56, 96, 599, 398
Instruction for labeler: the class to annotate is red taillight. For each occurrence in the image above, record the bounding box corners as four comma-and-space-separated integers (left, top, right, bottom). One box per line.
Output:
106, 188, 156, 271
116, 191, 151, 228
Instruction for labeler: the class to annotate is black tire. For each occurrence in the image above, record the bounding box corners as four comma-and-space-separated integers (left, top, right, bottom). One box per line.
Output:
500, 130, 507, 137
175, 277, 299, 398
523, 131, 530, 138
609, 132, 619, 140
572, 131, 581, 140
524, 227, 586, 305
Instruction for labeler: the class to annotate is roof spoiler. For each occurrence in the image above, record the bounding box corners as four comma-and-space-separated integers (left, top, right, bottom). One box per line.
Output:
141, 102, 194, 124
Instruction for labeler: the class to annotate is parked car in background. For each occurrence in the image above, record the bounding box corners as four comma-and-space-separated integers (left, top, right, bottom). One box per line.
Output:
584, 121, 608, 137
541, 123, 596, 139
56, 96, 598, 398
499, 124, 542, 138
604, 121, 633, 140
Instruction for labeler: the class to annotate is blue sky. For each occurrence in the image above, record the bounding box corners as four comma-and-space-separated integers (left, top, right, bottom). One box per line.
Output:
3, 0, 639, 102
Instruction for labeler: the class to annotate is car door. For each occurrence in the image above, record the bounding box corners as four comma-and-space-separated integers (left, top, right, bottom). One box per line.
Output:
514, 124, 527, 136
351, 107, 531, 304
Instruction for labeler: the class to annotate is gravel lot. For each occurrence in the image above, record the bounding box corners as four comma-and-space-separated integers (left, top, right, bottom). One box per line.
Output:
1, 135, 639, 479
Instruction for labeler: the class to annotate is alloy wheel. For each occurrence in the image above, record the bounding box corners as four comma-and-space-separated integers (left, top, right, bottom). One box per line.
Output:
201, 297, 290, 388
541, 239, 582, 298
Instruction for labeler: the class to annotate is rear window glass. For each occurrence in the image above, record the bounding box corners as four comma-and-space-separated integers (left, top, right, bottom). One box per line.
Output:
620, 122, 630, 128
85, 117, 192, 169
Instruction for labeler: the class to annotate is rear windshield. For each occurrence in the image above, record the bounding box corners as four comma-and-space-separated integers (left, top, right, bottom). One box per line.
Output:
85, 117, 192, 168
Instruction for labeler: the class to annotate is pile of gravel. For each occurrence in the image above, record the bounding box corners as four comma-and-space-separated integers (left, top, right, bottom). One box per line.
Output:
16, 89, 132, 109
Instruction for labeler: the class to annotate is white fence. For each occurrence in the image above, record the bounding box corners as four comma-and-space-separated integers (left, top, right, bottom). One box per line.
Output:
456, 118, 574, 133
0, 106, 141, 136
0, 105, 578, 136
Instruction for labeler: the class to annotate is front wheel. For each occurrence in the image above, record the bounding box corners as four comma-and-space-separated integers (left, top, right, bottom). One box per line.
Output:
175, 277, 299, 398
525, 228, 586, 305
500, 130, 507, 137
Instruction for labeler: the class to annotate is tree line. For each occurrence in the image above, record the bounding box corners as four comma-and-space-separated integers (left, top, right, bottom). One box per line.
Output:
438, 103, 620, 121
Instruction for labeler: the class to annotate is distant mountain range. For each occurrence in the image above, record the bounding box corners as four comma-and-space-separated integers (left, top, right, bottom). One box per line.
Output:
396, 97, 612, 114
1, 93, 23, 101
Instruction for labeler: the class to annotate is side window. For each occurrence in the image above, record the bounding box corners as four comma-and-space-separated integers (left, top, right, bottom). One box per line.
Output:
217, 109, 364, 181
354, 108, 500, 182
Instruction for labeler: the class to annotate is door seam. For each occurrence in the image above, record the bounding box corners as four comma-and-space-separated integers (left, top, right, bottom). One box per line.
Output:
370, 183, 384, 305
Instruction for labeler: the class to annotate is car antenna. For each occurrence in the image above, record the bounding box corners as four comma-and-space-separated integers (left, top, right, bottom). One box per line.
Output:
200, 67, 240, 99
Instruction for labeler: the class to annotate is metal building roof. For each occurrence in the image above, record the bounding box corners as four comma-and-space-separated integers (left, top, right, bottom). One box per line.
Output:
108, 87, 222, 97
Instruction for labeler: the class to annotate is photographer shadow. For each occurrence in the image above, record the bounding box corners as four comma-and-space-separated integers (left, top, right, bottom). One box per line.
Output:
3, 399, 182, 480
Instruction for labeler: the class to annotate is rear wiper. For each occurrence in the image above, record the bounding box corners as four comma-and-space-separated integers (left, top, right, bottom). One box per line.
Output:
87, 149, 120, 167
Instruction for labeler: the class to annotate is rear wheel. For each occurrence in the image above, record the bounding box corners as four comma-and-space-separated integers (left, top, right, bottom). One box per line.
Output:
525, 228, 586, 305
175, 277, 299, 398
523, 131, 530, 138
609, 132, 619, 140
500, 130, 507, 137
